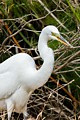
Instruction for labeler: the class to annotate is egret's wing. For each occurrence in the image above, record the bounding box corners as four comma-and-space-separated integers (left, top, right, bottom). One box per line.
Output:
0, 71, 20, 99
0, 53, 36, 99
0, 55, 20, 99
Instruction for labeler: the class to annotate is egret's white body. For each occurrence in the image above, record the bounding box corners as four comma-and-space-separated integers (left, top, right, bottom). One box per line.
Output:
0, 25, 71, 120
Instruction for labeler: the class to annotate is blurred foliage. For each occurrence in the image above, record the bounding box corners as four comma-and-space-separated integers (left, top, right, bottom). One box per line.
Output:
0, 0, 80, 118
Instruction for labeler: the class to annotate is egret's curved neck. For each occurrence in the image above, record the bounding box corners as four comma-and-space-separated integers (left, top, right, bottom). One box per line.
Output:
38, 32, 54, 62
38, 32, 49, 60
34, 32, 54, 89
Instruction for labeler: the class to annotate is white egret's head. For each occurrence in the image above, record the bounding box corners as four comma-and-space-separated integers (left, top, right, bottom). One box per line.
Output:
42, 25, 73, 47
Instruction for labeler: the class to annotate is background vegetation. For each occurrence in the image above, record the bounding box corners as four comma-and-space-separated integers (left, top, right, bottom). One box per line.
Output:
0, 0, 80, 119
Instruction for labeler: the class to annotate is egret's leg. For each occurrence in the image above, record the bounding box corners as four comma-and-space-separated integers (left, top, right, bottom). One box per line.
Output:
23, 106, 29, 120
23, 111, 29, 120
6, 101, 14, 120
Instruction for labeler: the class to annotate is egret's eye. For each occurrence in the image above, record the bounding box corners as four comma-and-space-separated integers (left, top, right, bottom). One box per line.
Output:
51, 32, 60, 37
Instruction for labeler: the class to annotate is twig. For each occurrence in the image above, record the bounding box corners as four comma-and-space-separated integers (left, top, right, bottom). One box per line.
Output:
54, 50, 80, 72
37, 0, 69, 31
2, 23, 24, 52
50, 76, 79, 104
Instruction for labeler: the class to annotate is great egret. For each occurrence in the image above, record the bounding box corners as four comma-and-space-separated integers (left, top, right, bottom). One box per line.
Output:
0, 25, 72, 120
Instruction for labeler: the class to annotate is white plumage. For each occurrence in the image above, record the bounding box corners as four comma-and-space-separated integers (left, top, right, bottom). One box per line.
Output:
0, 25, 72, 120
